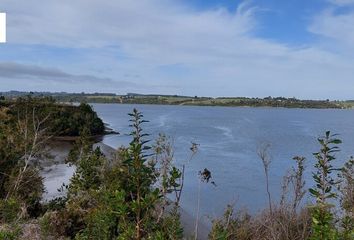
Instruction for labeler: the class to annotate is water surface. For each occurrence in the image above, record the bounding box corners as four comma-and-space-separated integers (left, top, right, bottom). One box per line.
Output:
93, 104, 354, 226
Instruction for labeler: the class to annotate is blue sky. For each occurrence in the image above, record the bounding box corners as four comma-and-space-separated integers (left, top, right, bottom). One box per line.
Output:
185, 0, 322, 42
1, 0, 354, 99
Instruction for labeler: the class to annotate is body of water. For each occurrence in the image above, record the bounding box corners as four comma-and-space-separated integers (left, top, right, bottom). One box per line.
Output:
92, 104, 354, 226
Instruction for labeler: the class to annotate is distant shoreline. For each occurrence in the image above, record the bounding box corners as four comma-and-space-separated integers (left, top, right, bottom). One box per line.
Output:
2, 91, 354, 109
90, 101, 353, 110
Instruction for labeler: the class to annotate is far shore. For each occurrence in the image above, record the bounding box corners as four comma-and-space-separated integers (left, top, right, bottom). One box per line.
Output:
87, 101, 349, 110
3, 91, 352, 109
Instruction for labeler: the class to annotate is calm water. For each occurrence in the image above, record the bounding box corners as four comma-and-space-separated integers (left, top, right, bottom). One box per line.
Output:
93, 104, 354, 225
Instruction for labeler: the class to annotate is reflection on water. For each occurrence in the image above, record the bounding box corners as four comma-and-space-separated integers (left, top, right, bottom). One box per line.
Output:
40, 140, 75, 201
42, 164, 76, 201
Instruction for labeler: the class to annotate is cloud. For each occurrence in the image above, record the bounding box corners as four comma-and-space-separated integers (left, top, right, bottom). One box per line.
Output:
0, 62, 137, 87
2, 0, 259, 63
4, 1, 238, 45
1, 0, 354, 98
328, 0, 354, 6
309, 8, 354, 48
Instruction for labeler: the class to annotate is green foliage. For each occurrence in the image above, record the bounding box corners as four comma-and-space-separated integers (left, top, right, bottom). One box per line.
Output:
289, 156, 306, 213
209, 205, 253, 240
2, 97, 105, 137
0, 108, 25, 200
338, 159, 354, 212
115, 109, 161, 239
7, 167, 44, 217
49, 109, 184, 239
5, 99, 354, 240
310, 131, 341, 203
310, 206, 338, 240
118, 95, 342, 109
0, 225, 21, 240
38, 209, 84, 238
51, 103, 105, 136
0, 199, 20, 223
0, 97, 104, 223
74, 208, 116, 240
159, 207, 184, 240
69, 147, 105, 192
39, 212, 55, 239
0, 101, 46, 221
0, 96, 105, 239
0, 91, 346, 108
337, 158, 354, 239
309, 131, 341, 240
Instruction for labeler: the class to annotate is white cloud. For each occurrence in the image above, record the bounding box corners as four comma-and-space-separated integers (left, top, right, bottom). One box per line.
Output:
328, 0, 354, 6
1, 0, 354, 98
309, 9, 354, 48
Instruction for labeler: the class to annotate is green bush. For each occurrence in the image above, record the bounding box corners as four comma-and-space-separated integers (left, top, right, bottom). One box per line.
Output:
0, 198, 20, 223
58, 109, 185, 239
0, 227, 21, 240
309, 131, 341, 240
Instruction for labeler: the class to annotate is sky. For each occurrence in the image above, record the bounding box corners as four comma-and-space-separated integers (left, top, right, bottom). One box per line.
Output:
0, 0, 354, 99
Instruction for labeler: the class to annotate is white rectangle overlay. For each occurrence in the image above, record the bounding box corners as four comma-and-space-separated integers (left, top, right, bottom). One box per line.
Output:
0, 13, 6, 43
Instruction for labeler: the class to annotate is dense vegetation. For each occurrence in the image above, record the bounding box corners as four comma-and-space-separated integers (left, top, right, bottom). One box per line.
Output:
0, 97, 105, 136
0, 107, 186, 239
0, 100, 352, 239
1, 91, 352, 109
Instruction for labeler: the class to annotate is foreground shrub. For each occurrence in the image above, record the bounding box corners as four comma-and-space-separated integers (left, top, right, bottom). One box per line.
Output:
45, 109, 184, 239
39, 208, 86, 239
309, 131, 341, 240
0, 224, 21, 240
209, 205, 311, 240
0, 100, 48, 221
338, 158, 354, 239
0, 198, 21, 223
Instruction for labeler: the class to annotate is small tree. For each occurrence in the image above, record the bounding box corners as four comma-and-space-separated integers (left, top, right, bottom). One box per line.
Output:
257, 143, 272, 215
0, 105, 49, 220
291, 156, 306, 214
122, 109, 159, 239
309, 131, 341, 240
